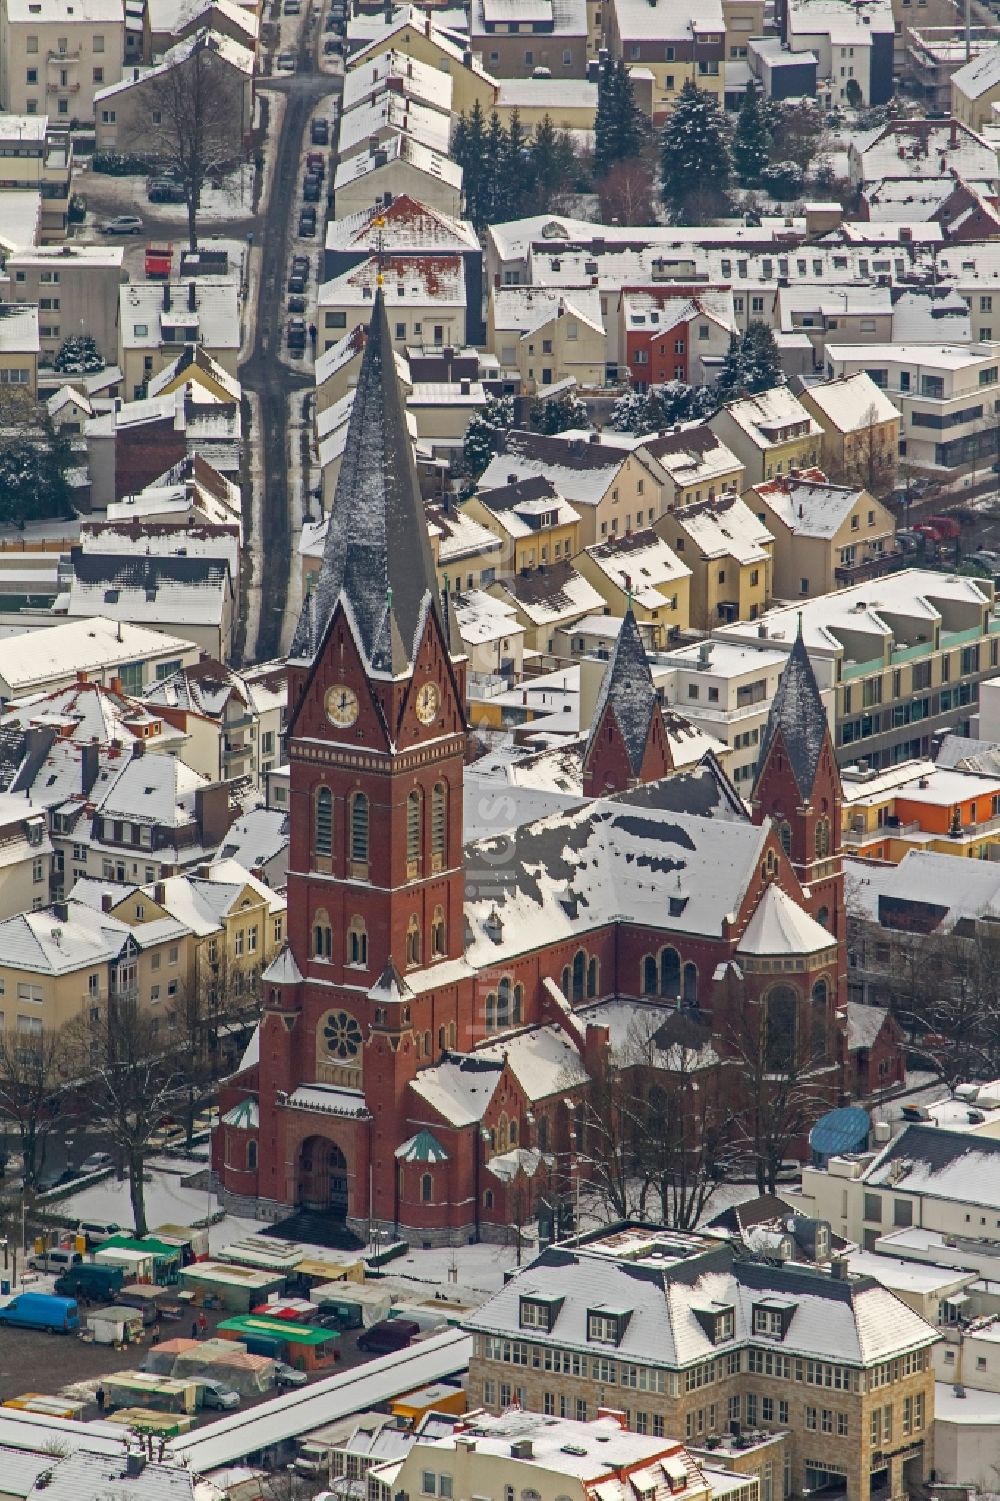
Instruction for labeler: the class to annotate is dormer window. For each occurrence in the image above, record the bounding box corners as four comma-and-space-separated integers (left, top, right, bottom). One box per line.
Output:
587, 1307, 630, 1345
519, 1295, 562, 1331
752, 1299, 795, 1338
693, 1302, 734, 1343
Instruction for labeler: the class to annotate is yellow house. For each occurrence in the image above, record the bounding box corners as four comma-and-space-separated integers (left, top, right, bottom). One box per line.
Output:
427, 501, 505, 594
634, 425, 745, 511
951, 49, 1000, 131
604, 0, 725, 119
0, 303, 40, 398
751, 466, 897, 598
575, 527, 691, 646
464, 476, 581, 576
658, 493, 773, 629
798, 373, 900, 499
709, 387, 823, 487
488, 288, 606, 393
487, 559, 605, 652
146, 345, 241, 405
480, 432, 662, 548
154, 862, 286, 1007
347, 13, 498, 115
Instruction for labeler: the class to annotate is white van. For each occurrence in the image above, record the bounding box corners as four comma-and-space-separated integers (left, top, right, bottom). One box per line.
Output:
28, 1248, 82, 1275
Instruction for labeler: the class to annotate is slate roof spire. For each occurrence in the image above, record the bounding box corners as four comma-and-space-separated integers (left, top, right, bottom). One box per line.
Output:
754, 623, 829, 800
290, 289, 443, 676
584, 607, 659, 778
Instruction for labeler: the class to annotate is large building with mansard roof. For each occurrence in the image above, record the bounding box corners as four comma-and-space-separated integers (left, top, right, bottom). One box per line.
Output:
213, 292, 863, 1242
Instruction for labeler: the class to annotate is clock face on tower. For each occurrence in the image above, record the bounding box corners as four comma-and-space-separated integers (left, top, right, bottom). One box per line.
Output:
415, 681, 440, 724
325, 683, 359, 727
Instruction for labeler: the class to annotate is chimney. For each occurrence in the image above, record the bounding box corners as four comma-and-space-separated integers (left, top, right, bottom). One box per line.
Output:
163, 284, 171, 312
950, 119, 958, 148
463, 47, 472, 66
588, 431, 600, 443
132, 739, 145, 759
154, 881, 166, 904
369, 135, 379, 155
460, 378, 470, 395
81, 740, 100, 797
52, 902, 69, 923
195, 782, 233, 849
101, 893, 113, 913
188, 280, 196, 311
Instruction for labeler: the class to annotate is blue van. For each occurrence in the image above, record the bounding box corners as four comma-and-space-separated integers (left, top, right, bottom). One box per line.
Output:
0, 1292, 80, 1332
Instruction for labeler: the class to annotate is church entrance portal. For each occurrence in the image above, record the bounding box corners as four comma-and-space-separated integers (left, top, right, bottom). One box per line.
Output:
298, 1136, 348, 1220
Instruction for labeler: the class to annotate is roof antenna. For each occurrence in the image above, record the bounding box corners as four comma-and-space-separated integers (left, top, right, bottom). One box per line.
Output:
796, 611, 803, 639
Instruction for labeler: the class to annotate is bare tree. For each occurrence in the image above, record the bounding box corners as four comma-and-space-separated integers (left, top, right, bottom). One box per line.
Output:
173, 960, 258, 1150
61, 999, 187, 1235
0, 1028, 64, 1188
136, 32, 247, 251
829, 404, 897, 500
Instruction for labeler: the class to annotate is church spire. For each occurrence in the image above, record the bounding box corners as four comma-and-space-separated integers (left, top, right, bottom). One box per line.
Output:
582, 608, 671, 795
290, 289, 442, 676
754, 626, 828, 801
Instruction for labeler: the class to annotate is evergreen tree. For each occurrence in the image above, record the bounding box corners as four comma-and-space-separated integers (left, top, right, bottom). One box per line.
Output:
463, 395, 513, 480
660, 81, 731, 224
715, 320, 784, 401
529, 115, 576, 209
455, 101, 488, 227
595, 58, 644, 178
482, 111, 509, 226
611, 390, 662, 433
651, 380, 720, 425
52, 333, 105, 375
502, 109, 532, 219
530, 392, 589, 434
733, 83, 770, 187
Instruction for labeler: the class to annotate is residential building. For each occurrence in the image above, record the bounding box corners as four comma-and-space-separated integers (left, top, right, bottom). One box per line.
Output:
465, 1226, 938, 1501
143, 0, 259, 61
717, 571, 1000, 770
4, 243, 125, 366
951, 45, 1000, 130
117, 278, 241, 398
94, 29, 253, 154
318, 255, 467, 354
144, 658, 286, 791
709, 389, 823, 486
369, 1410, 749, 1501
464, 475, 581, 575
0, 301, 38, 393
0, 113, 72, 241
604, 0, 726, 121
468, 0, 588, 78
621, 290, 735, 389
0, 793, 50, 918
658, 494, 773, 630
146, 343, 241, 405
847, 118, 999, 196
775, 284, 893, 368
576, 529, 691, 647
751, 468, 897, 599
0, 616, 198, 703
451, 589, 526, 677
824, 340, 1000, 475
783, 0, 894, 105
840, 758, 1000, 862
345, 8, 499, 116
60, 552, 236, 662
86, 391, 240, 508
337, 92, 451, 165
0, 0, 124, 122
340, 47, 453, 119
747, 35, 817, 98
479, 431, 661, 547
333, 134, 463, 222
493, 75, 597, 128
487, 560, 606, 652
797, 373, 900, 497
488, 287, 606, 392
635, 425, 745, 510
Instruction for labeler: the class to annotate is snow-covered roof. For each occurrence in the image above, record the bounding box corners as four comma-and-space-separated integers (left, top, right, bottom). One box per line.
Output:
608, 0, 721, 41
319, 255, 466, 311
799, 372, 898, 433
0, 303, 39, 354
338, 93, 451, 159
863, 1123, 1000, 1211
476, 1023, 589, 1101
714, 387, 821, 448
670, 494, 772, 565
409, 1053, 503, 1126
583, 528, 690, 606
333, 133, 463, 193
952, 43, 1000, 99
0, 617, 195, 695
754, 469, 869, 541
325, 193, 477, 256
95, 27, 254, 100
736, 884, 837, 958
491, 560, 605, 625
480, 431, 631, 511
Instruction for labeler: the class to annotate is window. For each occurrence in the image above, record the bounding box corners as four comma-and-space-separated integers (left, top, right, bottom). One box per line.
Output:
894, 1197, 913, 1227
315, 787, 333, 856
407, 789, 422, 875
431, 782, 446, 868
406, 915, 421, 968
431, 905, 446, 958
421, 1172, 432, 1203
313, 910, 333, 960
350, 792, 369, 864
348, 916, 368, 967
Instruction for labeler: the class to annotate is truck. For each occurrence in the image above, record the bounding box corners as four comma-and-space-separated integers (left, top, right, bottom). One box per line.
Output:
0, 1293, 80, 1333
144, 242, 173, 278
356, 1318, 419, 1354
55, 1260, 126, 1302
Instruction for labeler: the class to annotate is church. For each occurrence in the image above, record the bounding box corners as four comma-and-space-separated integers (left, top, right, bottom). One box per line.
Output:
213, 291, 861, 1245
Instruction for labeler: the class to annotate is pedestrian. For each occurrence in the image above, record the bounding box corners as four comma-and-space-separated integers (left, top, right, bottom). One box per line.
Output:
198, 1311, 208, 1338
150, 1321, 160, 1344
95, 1385, 105, 1412
191, 1320, 198, 1341
308, 322, 317, 349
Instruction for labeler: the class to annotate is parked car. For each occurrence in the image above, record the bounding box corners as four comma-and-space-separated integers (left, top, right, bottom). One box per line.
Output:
99, 215, 143, 235
357, 1318, 420, 1354
34, 1167, 73, 1194
305, 151, 324, 174
274, 1360, 308, 1387
323, 37, 340, 51
283, 0, 300, 12
287, 318, 307, 350
148, 178, 186, 203
79, 1151, 113, 1174
310, 118, 329, 144
288, 271, 307, 295
288, 294, 306, 314
200, 1380, 241, 1409
324, 12, 337, 26
74, 1219, 123, 1246
298, 210, 316, 236
302, 177, 322, 202
27, 1248, 82, 1276
276, 51, 296, 71
0, 1293, 79, 1333
924, 514, 962, 540
291, 253, 310, 274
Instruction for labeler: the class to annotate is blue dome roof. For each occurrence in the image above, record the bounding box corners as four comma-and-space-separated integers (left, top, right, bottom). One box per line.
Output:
810, 1106, 870, 1161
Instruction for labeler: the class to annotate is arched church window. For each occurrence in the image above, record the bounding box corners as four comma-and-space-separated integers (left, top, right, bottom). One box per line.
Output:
777, 820, 792, 857
572, 949, 586, 1002
660, 947, 680, 1001
765, 985, 798, 1073
406, 790, 422, 876
682, 962, 698, 1006
587, 957, 599, 998
313, 909, 332, 960
431, 782, 446, 869
315, 787, 333, 857
348, 916, 368, 967
643, 956, 658, 995
406, 916, 421, 968
431, 905, 446, 957
350, 793, 369, 864
421, 1172, 433, 1203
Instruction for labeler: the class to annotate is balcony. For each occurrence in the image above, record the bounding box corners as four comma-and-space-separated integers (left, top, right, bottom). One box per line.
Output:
834, 550, 906, 587
842, 819, 920, 847
46, 48, 80, 61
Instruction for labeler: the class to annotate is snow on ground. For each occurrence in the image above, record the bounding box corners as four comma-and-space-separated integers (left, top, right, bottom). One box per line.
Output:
58, 1165, 261, 1247
385, 1242, 519, 1294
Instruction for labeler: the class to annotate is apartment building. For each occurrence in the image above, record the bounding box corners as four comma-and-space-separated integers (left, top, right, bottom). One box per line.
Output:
487, 560, 605, 651
369, 1410, 754, 1501
488, 287, 606, 392
94, 29, 253, 153
576, 528, 691, 646
0, 302, 39, 393
717, 571, 1000, 770
622, 290, 734, 389
480, 432, 659, 547
784, 0, 894, 106
636, 426, 745, 510
604, 0, 725, 121
709, 390, 823, 487
0, 793, 51, 919
797, 373, 899, 497
464, 476, 581, 575
5, 243, 125, 365
751, 469, 897, 599
0, 113, 72, 240
824, 340, 1000, 475
143, 658, 286, 792
465, 1226, 938, 1501
658, 494, 773, 630
118, 279, 241, 398
318, 256, 467, 355
0, 0, 124, 123
840, 759, 1000, 862
468, 0, 589, 78
0, 616, 198, 703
